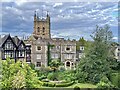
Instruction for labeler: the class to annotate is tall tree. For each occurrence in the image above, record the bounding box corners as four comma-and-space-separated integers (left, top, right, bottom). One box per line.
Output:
76, 25, 117, 84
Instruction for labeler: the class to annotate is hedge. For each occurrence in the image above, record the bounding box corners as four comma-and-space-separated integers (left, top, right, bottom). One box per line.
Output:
38, 75, 47, 80
42, 81, 75, 87
55, 81, 75, 87
42, 82, 55, 87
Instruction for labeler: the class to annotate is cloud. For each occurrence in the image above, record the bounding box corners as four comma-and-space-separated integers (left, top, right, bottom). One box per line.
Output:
1, 2, 118, 41
112, 37, 118, 40
53, 3, 63, 8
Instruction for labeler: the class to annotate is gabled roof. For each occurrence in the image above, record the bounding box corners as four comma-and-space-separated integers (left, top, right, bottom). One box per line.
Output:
1, 34, 25, 48
17, 40, 25, 47
12, 36, 20, 46
1, 34, 17, 47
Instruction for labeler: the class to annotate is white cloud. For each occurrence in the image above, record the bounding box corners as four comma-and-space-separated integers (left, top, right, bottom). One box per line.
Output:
112, 37, 118, 40
53, 3, 63, 8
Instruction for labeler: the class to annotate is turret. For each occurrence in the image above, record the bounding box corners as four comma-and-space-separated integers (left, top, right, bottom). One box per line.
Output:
34, 11, 37, 21
46, 11, 50, 22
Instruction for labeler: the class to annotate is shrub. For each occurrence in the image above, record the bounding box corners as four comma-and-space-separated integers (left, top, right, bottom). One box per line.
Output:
59, 66, 65, 71
97, 80, 115, 90
74, 86, 80, 90
47, 82, 55, 87
47, 73, 58, 81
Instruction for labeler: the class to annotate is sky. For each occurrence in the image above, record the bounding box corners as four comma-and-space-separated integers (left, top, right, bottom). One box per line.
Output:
1, 1, 119, 41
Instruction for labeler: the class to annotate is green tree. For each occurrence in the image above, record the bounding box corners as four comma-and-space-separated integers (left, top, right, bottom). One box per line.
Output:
1, 58, 42, 88
76, 37, 86, 51
50, 59, 60, 72
76, 25, 116, 84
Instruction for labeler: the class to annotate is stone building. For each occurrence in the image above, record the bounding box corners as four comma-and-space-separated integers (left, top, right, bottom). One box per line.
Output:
25, 11, 76, 70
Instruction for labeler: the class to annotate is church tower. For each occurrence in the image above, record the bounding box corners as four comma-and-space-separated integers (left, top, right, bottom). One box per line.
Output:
33, 11, 51, 39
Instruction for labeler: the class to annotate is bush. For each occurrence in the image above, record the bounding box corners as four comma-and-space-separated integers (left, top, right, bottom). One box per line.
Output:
74, 86, 80, 90
47, 73, 58, 81
97, 81, 115, 89
59, 66, 65, 71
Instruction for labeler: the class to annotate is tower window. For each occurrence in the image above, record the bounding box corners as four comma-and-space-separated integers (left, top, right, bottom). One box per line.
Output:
43, 27, 45, 32
37, 27, 40, 32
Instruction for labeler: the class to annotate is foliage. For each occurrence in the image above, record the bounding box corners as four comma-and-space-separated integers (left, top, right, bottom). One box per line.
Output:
47, 72, 58, 81
76, 37, 86, 51
97, 81, 114, 90
110, 73, 120, 88
59, 66, 65, 72
1, 58, 42, 88
74, 86, 80, 90
76, 25, 115, 84
49, 59, 60, 72
47, 44, 55, 66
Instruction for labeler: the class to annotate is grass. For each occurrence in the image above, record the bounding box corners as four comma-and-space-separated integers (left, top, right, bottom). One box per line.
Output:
68, 83, 97, 88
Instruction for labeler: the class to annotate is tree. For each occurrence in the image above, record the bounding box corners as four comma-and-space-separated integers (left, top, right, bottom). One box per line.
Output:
49, 59, 60, 72
1, 58, 42, 88
76, 25, 116, 84
76, 37, 86, 51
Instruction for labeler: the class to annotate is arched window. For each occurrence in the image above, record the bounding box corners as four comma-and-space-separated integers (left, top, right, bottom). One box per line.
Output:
66, 61, 70, 67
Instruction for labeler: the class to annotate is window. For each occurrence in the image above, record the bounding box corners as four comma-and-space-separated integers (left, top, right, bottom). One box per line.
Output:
66, 61, 70, 67
65, 54, 72, 59
19, 51, 24, 57
56, 46, 60, 49
72, 63, 73, 65
66, 47, 70, 51
117, 53, 119, 56
43, 27, 45, 32
4, 51, 13, 58
37, 54, 41, 59
37, 46, 41, 51
80, 46, 84, 50
37, 27, 40, 32
51, 54, 59, 59
5, 42, 13, 50
36, 62, 41, 67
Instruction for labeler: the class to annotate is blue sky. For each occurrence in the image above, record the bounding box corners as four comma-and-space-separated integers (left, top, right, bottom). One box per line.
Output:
1, 1, 119, 41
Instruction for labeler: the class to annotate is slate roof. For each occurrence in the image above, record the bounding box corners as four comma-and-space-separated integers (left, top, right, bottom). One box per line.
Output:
1, 34, 24, 47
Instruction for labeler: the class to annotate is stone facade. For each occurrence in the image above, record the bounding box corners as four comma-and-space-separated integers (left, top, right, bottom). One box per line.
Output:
25, 12, 76, 70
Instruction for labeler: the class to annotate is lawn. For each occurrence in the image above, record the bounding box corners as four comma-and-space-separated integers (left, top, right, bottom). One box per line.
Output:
68, 83, 97, 88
